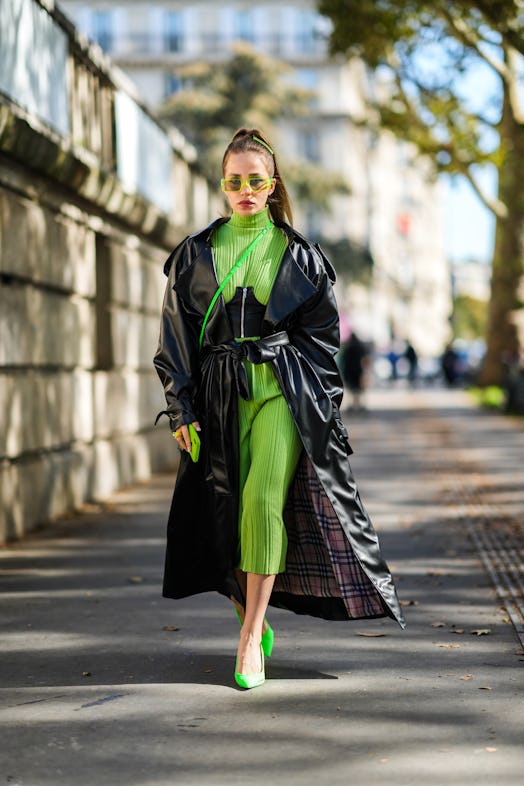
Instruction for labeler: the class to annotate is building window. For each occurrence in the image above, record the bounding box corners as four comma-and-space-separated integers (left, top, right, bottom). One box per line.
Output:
295, 68, 319, 109
92, 11, 113, 53
299, 130, 320, 163
296, 11, 316, 54
164, 72, 183, 99
164, 11, 184, 52
235, 10, 255, 43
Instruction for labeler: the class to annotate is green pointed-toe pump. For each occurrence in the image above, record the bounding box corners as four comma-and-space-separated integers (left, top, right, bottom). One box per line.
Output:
234, 645, 265, 690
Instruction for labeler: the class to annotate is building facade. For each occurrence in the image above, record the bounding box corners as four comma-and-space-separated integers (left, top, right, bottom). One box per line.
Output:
60, 0, 452, 356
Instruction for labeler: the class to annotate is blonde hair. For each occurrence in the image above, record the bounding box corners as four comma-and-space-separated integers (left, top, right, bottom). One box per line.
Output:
222, 128, 293, 226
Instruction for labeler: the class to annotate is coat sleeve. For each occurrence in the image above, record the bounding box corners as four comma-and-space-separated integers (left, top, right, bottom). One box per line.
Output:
289, 252, 344, 411
153, 243, 200, 432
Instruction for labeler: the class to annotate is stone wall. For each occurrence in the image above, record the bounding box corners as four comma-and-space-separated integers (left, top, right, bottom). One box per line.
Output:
0, 0, 218, 542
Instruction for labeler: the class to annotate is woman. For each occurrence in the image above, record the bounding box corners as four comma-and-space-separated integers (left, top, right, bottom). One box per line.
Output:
154, 128, 404, 690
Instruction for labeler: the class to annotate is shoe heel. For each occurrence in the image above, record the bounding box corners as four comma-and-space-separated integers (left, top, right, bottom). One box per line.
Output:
261, 623, 274, 659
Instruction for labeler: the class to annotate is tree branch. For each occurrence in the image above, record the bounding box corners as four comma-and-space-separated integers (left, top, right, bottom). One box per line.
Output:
436, 5, 511, 82
460, 0, 524, 57
376, 61, 506, 218
407, 74, 499, 129
459, 164, 507, 218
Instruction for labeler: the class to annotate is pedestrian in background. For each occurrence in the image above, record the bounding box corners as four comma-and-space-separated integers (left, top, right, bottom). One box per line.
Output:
441, 343, 459, 386
154, 128, 404, 690
340, 331, 370, 410
404, 341, 418, 387
386, 346, 399, 381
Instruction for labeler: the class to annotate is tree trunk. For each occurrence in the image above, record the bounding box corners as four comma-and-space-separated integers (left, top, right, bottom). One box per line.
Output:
480, 58, 524, 386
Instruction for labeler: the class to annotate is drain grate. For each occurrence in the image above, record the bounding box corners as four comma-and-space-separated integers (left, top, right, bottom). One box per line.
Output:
467, 520, 524, 650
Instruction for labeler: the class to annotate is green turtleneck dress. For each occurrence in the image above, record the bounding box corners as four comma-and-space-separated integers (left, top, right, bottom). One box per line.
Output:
212, 208, 303, 574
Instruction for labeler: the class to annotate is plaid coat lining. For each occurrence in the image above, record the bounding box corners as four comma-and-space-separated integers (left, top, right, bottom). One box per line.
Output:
276, 454, 385, 620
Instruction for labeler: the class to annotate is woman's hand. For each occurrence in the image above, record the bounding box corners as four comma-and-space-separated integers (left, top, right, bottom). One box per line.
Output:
173, 422, 201, 452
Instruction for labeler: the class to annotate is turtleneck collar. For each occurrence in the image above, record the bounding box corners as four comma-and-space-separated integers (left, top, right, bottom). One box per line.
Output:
228, 206, 271, 229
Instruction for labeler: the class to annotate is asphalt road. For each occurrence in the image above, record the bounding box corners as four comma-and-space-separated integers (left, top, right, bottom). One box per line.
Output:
1, 387, 522, 786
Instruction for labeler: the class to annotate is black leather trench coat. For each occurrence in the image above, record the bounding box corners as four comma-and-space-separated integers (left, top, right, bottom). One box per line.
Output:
154, 217, 405, 628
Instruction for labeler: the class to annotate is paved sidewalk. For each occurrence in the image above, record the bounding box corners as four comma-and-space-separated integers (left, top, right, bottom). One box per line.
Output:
1, 387, 523, 786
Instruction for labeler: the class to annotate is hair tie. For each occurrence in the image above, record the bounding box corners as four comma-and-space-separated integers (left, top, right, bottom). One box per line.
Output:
253, 135, 274, 156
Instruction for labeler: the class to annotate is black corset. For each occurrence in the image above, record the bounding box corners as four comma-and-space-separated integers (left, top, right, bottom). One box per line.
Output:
225, 286, 266, 339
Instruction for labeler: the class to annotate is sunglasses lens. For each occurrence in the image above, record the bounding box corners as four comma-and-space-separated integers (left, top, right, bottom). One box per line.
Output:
221, 177, 272, 192
248, 178, 266, 192
223, 178, 242, 191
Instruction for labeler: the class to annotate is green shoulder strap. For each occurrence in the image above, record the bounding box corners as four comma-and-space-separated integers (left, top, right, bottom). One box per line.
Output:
198, 220, 272, 350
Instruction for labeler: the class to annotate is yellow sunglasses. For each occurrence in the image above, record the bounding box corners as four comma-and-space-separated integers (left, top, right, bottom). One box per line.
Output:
221, 176, 275, 193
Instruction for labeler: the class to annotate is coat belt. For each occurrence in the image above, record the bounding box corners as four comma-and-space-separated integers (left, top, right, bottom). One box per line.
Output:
198, 331, 289, 495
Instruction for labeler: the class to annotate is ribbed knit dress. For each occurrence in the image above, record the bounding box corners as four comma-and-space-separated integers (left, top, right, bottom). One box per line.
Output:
213, 207, 303, 574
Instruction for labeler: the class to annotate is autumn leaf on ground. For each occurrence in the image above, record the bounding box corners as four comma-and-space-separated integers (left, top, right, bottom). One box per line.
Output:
459, 674, 473, 680
400, 599, 418, 606
485, 747, 497, 752
356, 632, 386, 637
436, 643, 461, 649
127, 576, 144, 584
470, 629, 492, 636
431, 622, 446, 628
162, 625, 179, 632
450, 628, 465, 634
479, 686, 493, 690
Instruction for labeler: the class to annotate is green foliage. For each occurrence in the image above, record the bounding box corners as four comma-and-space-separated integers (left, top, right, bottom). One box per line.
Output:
158, 42, 349, 209
453, 294, 488, 338
160, 44, 311, 172
317, 0, 521, 181
318, 236, 374, 283
318, 0, 524, 386
284, 161, 350, 212
469, 385, 506, 408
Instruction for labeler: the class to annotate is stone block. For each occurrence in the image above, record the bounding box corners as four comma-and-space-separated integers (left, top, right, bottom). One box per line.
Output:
108, 239, 165, 313
0, 282, 95, 367
0, 188, 96, 296
0, 444, 94, 543
0, 429, 178, 544
92, 369, 165, 438
110, 308, 160, 370
89, 429, 177, 500
0, 369, 93, 458
0, 367, 167, 458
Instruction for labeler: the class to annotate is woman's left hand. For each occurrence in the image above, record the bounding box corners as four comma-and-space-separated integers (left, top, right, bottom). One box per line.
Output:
173, 422, 201, 452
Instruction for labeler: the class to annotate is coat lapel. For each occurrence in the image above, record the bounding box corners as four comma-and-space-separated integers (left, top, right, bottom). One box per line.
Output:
262, 242, 317, 331
172, 219, 225, 317
173, 243, 220, 317
172, 219, 234, 345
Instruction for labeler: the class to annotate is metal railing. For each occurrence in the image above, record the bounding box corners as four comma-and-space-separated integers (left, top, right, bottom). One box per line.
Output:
0, 0, 205, 215
100, 32, 329, 60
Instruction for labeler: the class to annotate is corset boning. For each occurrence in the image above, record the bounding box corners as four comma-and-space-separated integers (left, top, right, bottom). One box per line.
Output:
225, 286, 266, 339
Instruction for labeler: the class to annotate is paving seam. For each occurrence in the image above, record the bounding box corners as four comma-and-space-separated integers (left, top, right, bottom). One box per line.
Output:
412, 391, 524, 652
467, 524, 524, 649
